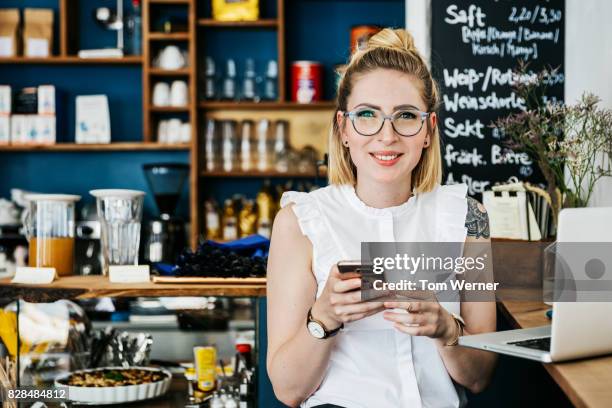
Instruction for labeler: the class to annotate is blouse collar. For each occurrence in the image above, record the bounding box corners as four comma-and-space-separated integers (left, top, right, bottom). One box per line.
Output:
340, 184, 416, 217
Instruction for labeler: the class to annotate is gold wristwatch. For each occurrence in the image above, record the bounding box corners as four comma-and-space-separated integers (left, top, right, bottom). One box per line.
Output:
445, 313, 466, 346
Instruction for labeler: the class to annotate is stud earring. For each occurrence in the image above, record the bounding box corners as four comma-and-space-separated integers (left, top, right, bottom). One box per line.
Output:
343, 140, 349, 147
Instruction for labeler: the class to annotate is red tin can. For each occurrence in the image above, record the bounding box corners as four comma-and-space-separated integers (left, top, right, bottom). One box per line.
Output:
351, 25, 381, 52
291, 61, 323, 103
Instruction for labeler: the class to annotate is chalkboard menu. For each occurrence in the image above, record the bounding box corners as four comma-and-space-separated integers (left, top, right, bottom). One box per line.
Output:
431, 0, 565, 196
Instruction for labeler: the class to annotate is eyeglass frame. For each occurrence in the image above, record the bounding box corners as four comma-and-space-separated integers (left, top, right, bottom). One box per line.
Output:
341, 107, 432, 137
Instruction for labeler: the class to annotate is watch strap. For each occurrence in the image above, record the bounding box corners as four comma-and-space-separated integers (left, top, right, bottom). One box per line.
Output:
308, 308, 343, 338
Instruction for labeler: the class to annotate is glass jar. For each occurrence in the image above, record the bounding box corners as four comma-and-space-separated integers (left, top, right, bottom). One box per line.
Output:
23, 194, 80, 276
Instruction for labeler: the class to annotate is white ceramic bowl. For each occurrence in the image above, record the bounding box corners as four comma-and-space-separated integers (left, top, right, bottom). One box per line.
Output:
54, 367, 172, 405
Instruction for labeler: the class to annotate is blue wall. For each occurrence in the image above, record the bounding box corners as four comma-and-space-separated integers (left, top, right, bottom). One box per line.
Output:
0, 151, 189, 219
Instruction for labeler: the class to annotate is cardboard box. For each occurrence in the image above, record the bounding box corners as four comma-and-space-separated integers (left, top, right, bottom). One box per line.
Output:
38, 85, 55, 115
0, 86, 11, 114
10, 114, 27, 144
0, 116, 9, 144
36, 115, 55, 144
76, 95, 110, 144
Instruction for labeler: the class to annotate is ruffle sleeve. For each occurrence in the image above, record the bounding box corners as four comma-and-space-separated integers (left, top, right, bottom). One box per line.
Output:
280, 191, 342, 286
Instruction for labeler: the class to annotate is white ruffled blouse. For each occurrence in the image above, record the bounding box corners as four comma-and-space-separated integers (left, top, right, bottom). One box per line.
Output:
280, 183, 469, 408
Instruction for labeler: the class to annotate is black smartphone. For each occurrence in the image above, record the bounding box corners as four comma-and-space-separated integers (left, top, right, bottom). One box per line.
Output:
337, 260, 373, 280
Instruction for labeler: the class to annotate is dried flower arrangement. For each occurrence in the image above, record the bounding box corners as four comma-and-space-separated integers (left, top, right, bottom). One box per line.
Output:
494, 63, 612, 226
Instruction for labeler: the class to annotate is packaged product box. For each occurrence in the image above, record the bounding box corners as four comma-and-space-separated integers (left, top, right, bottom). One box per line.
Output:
0, 9, 20, 57
24, 115, 39, 143
14, 87, 38, 114
0, 86, 11, 114
75, 95, 110, 144
212, 0, 259, 21
0, 116, 10, 145
10, 114, 27, 144
36, 115, 55, 144
37, 85, 55, 115
24, 8, 54, 57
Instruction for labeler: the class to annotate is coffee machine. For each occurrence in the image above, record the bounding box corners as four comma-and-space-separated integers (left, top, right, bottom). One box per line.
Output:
142, 163, 189, 265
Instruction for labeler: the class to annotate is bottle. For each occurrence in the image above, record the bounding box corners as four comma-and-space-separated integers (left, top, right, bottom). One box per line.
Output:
205, 119, 218, 171
264, 60, 278, 101
241, 58, 257, 101
256, 119, 271, 171
205, 57, 218, 100
239, 376, 251, 408
194, 346, 217, 395
240, 120, 255, 172
256, 180, 275, 238
236, 343, 252, 371
221, 120, 238, 172
210, 391, 224, 408
127, 0, 142, 55
222, 199, 238, 240
238, 200, 257, 238
223, 59, 237, 100
205, 199, 221, 240
273, 120, 290, 173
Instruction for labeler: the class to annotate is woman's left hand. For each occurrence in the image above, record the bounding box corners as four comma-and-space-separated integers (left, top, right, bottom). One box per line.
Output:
382, 300, 457, 345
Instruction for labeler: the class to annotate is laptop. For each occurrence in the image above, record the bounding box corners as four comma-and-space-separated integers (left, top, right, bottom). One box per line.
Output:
458, 207, 612, 363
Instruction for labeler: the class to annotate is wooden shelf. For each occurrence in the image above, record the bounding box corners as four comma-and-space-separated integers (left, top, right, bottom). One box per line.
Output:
199, 101, 336, 110
197, 18, 278, 28
0, 56, 142, 65
0, 275, 266, 303
149, 32, 190, 40
0, 143, 191, 152
201, 170, 325, 178
150, 106, 191, 112
149, 68, 191, 76
149, 0, 190, 4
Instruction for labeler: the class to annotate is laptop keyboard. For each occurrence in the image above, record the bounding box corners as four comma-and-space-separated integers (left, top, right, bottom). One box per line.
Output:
508, 337, 551, 351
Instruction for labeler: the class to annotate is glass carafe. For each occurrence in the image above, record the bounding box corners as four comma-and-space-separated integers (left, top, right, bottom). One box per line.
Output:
23, 194, 81, 276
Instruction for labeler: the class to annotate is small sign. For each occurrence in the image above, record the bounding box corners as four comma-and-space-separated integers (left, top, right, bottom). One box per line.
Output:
109, 265, 150, 283
12, 267, 56, 284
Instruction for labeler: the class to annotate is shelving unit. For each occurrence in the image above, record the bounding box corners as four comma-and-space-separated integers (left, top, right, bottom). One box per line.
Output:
0, 143, 190, 152
0, 56, 142, 64
197, 18, 278, 28
0, 276, 266, 302
1, 0, 403, 249
201, 170, 324, 178
199, 101, 335, 110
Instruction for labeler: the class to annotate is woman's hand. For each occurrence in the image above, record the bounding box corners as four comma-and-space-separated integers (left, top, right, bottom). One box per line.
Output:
382, 300, 457, 345
311, 265, 385, 329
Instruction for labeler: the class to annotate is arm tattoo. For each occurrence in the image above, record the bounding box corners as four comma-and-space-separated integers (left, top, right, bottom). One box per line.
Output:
465, 197, 490, 238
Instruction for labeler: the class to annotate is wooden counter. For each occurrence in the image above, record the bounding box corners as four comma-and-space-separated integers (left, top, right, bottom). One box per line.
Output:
499, 300, 612, 408
0, 275, 267, 302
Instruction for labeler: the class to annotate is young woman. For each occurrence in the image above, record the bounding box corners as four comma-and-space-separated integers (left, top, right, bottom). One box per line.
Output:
267, 28, 497, 408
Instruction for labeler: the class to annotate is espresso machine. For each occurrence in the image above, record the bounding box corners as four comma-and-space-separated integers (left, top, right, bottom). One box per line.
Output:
141, 163, 189, 265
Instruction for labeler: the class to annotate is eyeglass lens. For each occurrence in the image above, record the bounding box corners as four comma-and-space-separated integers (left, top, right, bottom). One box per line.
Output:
351, 108, 425, 137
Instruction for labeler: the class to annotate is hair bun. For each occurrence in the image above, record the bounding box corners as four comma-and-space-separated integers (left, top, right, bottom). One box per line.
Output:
367, 28, 417, 54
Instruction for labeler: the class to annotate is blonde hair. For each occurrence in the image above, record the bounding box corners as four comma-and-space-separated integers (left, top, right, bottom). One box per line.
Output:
328, 28, 442, 193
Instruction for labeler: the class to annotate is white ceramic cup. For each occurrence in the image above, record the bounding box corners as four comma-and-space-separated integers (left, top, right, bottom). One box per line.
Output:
170, 81, 188, 107
166, 119, 182, 144
180, 122, 191, 143
152, 82, 170, 106
157, 120, 169, 143
158, 46, 185, 70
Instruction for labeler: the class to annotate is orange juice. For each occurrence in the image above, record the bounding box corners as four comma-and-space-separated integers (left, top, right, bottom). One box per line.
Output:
28, 237, 75, 276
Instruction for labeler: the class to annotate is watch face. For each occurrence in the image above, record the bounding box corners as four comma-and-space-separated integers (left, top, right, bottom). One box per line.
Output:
307, 321, 326, 339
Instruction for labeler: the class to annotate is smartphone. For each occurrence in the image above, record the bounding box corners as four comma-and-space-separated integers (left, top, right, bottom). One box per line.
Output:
337, 260, 373, 280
